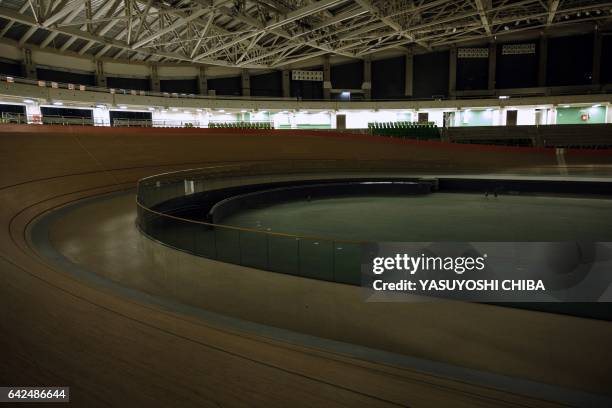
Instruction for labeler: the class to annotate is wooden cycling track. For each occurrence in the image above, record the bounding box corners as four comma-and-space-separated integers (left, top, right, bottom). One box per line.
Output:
1, 124, 612, 407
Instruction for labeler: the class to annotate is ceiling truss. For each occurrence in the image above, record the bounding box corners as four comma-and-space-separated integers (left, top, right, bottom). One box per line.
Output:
0, 0, 610, 68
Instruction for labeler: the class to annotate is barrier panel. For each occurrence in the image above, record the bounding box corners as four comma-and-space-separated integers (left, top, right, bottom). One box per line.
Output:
136, 161, 436, 285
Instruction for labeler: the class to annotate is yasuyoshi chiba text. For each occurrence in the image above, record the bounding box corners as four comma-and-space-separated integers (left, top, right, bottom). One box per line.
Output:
372, 279, 546, 292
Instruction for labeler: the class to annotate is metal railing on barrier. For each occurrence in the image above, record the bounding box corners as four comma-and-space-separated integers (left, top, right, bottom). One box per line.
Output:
111, 119, 275, 128
0, 112, 109, 126
135, 160, 441, 285
0, 113, 278, 129
0, 112, 31, 124
42, 116, 97, 126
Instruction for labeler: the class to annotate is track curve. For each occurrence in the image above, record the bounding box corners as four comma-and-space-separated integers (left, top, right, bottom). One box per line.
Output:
2, 125, 612, 407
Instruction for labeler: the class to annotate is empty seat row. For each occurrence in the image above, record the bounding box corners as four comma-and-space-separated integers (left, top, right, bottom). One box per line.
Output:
368, 121, 440, 140
209, 122, 272, 129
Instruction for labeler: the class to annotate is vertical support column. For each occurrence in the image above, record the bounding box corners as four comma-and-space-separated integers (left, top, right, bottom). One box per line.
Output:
329, 110, 336, 129
548, 107, 557, 125
282, 70, 291, 98
488, 42, 496, 91
323, 55, 331, 100
592, 27, 602, 85
499, 107, 507, 126
198, 66, 208, 95
289, 112, 297, 129
448, 46, 457, 98
538, 35, 548, 87
95, 60, 107, 88
404, 53, 413, 97
241, 69, 250, 97
85, 0, 93, 34
22, 48, 36, 79
150, 64, 160, 92
362, 57, 372, 100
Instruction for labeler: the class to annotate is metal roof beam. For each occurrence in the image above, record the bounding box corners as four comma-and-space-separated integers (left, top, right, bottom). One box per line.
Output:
547, 0, 560, 26
131, 7, 210, 49
474, 0, 492, 36
193, 0, 344, 61
354, 0, 430, 50
0, 5, 263, 67
42, 0, 85, 28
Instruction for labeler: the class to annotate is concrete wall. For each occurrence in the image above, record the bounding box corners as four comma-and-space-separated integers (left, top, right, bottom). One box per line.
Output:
557, 106, 607, 124
459, 109, 495, 126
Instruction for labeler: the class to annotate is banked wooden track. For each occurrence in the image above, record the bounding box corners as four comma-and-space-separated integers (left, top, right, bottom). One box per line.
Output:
1, 124, 611, 407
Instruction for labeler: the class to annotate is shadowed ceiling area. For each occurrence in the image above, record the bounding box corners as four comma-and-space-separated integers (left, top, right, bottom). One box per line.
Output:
0, 0, 611, 68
